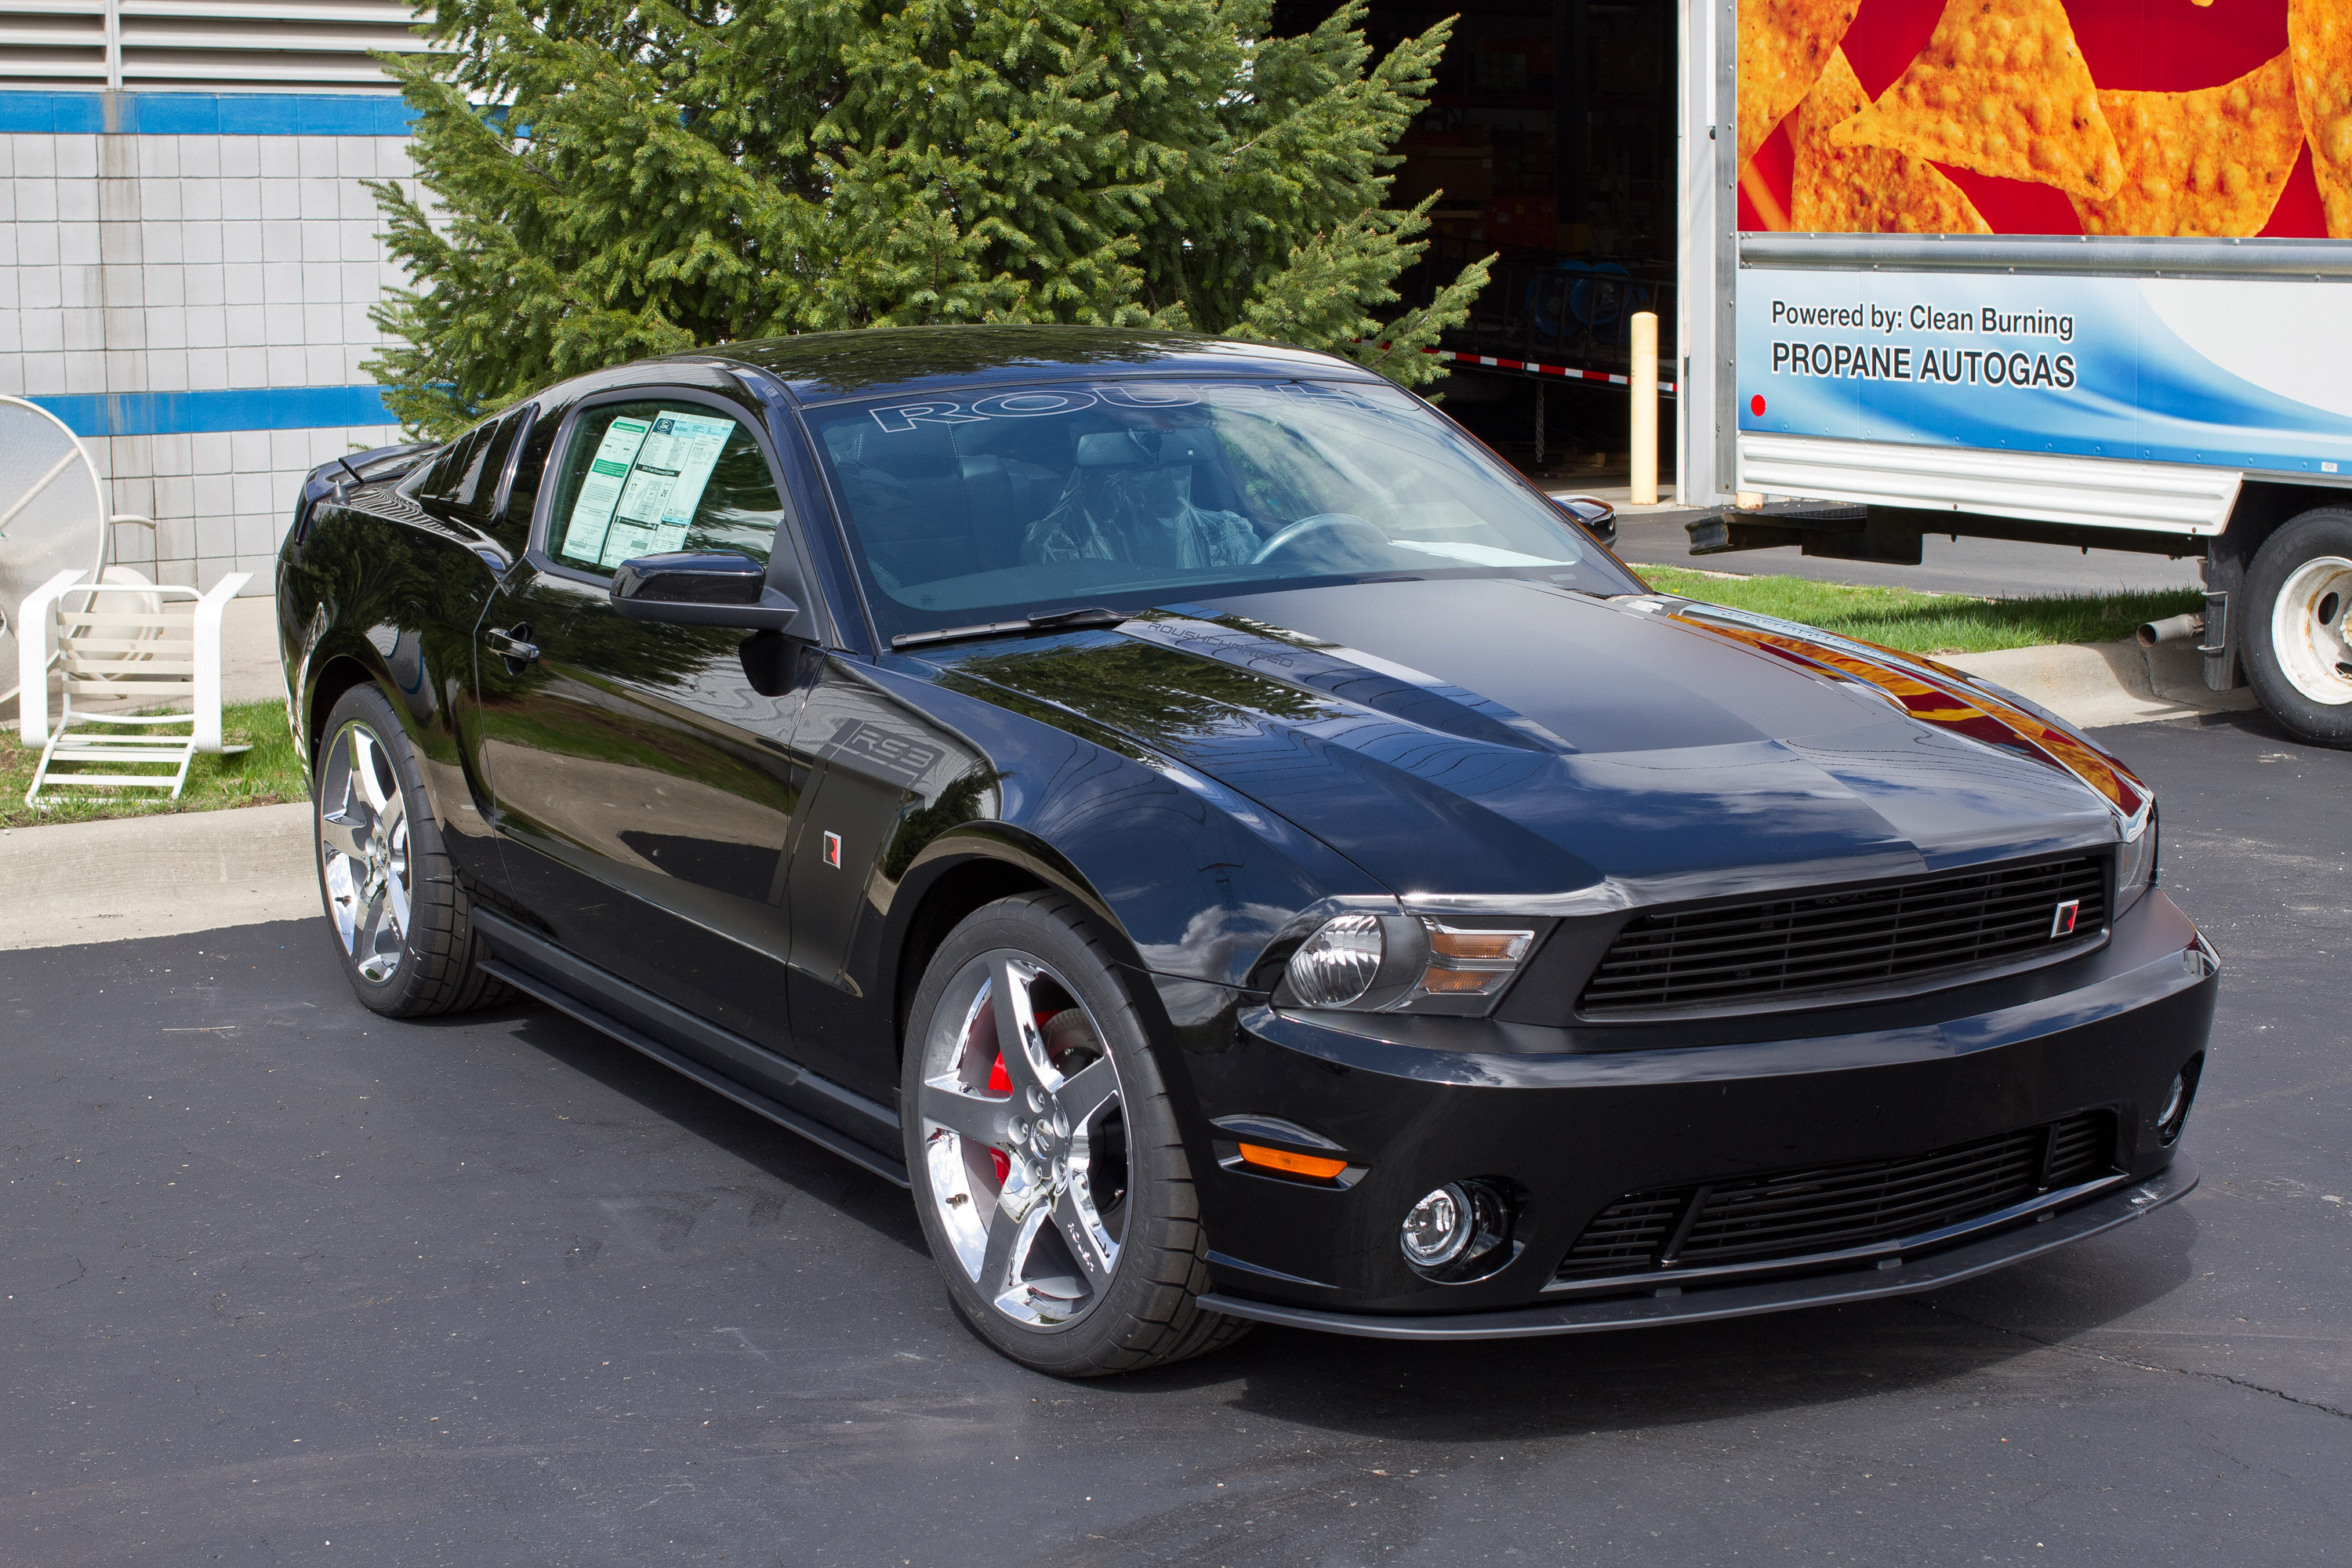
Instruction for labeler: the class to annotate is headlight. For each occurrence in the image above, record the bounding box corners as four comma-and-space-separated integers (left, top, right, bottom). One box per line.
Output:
2115, 800, 2159, 916
1280, 914, 1536, 1014
1286, 914, 1387, 1007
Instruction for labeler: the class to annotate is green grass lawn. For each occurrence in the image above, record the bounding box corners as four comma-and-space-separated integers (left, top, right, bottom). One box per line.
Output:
0, 699, 307, 830
1632, 564, 2204, 656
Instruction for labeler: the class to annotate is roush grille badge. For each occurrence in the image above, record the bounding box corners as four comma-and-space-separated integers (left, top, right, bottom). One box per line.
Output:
2050, 898, 2081, 938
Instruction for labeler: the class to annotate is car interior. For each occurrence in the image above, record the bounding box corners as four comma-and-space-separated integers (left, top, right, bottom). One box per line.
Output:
815, 387, 1592, 616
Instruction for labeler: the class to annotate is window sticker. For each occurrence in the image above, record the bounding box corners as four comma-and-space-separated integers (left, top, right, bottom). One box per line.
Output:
597, 410, 736, 566
557, 416, 652, 564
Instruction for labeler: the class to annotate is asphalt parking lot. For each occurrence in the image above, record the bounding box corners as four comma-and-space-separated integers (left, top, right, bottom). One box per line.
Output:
5, 713, 2347, 1566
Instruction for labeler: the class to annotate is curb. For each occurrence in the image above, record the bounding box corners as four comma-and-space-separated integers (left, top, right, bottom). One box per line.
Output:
1940, 637, 2256, 731
0, 801, 316, 952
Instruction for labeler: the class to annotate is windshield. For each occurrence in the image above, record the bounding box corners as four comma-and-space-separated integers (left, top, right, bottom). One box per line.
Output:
804, 377, 1637, 641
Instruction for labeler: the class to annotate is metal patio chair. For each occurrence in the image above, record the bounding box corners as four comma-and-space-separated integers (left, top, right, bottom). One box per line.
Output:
17, 568, 251, 804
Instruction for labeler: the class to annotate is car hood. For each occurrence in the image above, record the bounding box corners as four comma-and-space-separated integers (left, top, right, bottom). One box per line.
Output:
926, 577, 2145, 905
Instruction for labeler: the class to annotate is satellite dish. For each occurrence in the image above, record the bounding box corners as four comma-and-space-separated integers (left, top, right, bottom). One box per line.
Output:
0, 395, 111, 714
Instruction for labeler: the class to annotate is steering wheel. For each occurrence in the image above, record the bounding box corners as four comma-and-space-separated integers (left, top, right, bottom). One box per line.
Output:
1250, 512, 1391, 566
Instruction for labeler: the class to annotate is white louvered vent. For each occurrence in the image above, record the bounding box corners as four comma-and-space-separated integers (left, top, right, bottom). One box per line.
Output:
2, 0, 436, 93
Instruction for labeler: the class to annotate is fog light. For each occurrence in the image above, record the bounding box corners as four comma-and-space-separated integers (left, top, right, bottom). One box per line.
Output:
2157, 1055, 2201, 1145
1400, 1183, 1475, 1267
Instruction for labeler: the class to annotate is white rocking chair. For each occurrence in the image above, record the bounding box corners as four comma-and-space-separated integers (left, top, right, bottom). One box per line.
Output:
17, 568, 252, 804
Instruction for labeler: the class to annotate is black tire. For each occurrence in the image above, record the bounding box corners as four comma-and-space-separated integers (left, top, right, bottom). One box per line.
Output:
2241, 508, 2352, 749
313, 684, 510, 1017
900, 891, 1250, 1377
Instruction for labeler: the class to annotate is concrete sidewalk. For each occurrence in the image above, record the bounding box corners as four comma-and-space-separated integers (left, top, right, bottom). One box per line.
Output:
1944, 637, 2255, 729
0, 802, 315, 950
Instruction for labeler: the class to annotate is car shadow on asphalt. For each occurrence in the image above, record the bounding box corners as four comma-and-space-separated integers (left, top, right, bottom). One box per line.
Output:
476, 989, 2198, 1437
474, 1000, 932, 1258
1124, 1207, 2199, 1439
2097, 707, 2296, 749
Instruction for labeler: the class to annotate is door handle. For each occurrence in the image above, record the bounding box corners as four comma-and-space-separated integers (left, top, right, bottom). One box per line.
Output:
485, 624, 539, 669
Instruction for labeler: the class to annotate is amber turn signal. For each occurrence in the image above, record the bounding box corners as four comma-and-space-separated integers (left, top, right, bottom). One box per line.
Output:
1237, 1142, 1349, 1181
1417, 922, 1535, 998
1428, 927, 1529, 964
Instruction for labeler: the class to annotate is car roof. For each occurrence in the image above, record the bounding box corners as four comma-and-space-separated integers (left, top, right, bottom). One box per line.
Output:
678, 324, 1385, 407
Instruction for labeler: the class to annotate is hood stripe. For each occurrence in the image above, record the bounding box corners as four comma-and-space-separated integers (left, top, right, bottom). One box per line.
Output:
1669, 606, 2148, 821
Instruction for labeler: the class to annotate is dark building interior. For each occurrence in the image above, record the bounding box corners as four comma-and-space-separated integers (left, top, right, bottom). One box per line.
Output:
1275, 0, 1681, 481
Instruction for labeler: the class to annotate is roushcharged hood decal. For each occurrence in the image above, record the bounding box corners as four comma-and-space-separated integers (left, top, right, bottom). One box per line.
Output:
927, 577, 2133, 900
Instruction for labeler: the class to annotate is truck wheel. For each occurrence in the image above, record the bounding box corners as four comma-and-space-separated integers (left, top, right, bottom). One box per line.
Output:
2241, 508, 2352, 749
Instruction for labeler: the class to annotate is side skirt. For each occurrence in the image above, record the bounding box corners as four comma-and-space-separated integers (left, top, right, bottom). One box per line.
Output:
472, 908, 909, 1189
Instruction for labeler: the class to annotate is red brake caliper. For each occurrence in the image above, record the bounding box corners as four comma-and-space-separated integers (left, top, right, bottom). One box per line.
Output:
986, 1009, 1060, 1188
987, 1051, 1012, 1185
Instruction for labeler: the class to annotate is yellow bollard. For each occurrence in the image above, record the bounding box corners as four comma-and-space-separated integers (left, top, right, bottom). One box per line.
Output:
1629, 310, 1658, 506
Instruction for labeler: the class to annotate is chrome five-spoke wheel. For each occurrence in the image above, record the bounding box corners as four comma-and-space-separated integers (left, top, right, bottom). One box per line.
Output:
318, 719, 412, 983
917, 950, 1131, 1328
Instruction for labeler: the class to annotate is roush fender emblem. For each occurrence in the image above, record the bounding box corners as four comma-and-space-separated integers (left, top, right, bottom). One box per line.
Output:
2050, 898, 2081, 938
823, 831, 843, 869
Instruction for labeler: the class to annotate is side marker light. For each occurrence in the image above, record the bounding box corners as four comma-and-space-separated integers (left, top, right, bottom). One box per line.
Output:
1237, 1142, 1349, 1181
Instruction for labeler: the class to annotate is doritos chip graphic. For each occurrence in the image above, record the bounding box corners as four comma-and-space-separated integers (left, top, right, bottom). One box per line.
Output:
2288, 0, 2352, 237
1793, 49, 1994, 233
1828, 0, 2124, 201
1738, 0, 1861, 165
2073, 53, 2305, 236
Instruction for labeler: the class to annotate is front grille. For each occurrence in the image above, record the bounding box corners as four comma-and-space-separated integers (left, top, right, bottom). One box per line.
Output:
2043, 1111, 2111, 1189
1553, 1110, 2118, 1284
1579, 855, 2107, 1016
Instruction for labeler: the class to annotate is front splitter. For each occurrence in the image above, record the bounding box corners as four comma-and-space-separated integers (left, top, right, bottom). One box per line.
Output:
1198, 1152, 2198, 1341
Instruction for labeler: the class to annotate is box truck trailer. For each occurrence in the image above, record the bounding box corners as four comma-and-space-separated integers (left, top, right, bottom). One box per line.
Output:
1660, 0, 2352, 746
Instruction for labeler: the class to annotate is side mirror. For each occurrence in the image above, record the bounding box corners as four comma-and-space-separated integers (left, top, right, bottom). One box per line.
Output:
611, 552, 801, 631
1554, 495, 1617, 545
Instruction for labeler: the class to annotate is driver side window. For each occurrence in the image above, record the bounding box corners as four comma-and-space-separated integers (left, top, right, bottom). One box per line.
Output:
545, 400, 783, 575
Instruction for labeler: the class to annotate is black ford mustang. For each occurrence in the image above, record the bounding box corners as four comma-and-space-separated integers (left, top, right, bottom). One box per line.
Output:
277, 327, 2212, 1375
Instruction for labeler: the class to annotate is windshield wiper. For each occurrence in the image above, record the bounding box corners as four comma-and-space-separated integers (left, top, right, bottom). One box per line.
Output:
890, 605, 1132, 651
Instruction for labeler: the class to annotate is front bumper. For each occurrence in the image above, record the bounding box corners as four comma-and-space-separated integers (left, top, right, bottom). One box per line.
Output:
1199, 1152, 2196, 1338
1154, 888, 2216, 1330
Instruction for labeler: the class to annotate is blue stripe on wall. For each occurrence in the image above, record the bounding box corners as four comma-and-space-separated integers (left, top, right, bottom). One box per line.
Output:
0, 91, 416, 137
0, 93, 105, 134
30, 386, 397, 439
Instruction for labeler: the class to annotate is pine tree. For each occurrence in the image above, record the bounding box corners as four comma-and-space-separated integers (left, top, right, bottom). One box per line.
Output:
366, 0, 1492, 435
